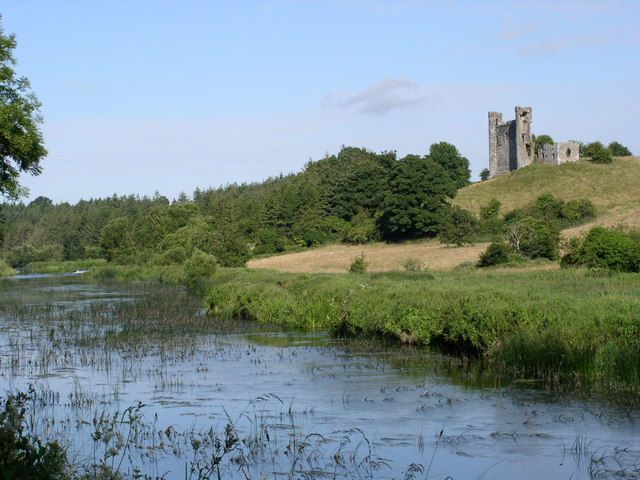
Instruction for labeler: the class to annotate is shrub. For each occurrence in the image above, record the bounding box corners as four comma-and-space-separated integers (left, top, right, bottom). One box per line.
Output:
477, 241, 513, 267
583, 141, 612, 164
479, 199, 503, 238
152, 246, 188, 265
349, 254, 369, 274
0, 388, 68, 479
343, 211, 378, 244
561, 226, 640, 272
184, 249, 218, 287
439, 206, 478, 246
0, 259, 16, 277
607, 141, 632, 157
479, 168, 490, 181
507, 217, 560, 260
561, 199, 596, 223
402, 257, 426, 272
530, 193, 564, 224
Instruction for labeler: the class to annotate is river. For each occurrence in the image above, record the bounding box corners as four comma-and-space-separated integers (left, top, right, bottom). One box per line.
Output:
0, 277, 637, 479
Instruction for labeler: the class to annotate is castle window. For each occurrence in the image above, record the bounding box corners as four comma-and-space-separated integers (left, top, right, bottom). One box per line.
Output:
566, 148, 571, 157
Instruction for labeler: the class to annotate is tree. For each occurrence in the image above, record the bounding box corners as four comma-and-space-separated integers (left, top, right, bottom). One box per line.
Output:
507, 217, 560, 260
533, 134, 554, 156
379, 155, 457, 239
607, 141, 632, 157
0, 18, 47, 199
583, 141, 612, 164
428, 142, 470, 189
439, 206, 478, 246
480, 168, 490, 181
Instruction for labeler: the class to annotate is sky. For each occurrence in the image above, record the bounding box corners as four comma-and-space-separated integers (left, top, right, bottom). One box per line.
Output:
2, 0, 639, 203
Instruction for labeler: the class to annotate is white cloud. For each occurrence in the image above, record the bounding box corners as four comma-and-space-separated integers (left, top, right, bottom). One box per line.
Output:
327, 77, 433, 116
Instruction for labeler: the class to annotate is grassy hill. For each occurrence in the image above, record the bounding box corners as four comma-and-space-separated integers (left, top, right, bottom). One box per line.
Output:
454, 157, 640, 231
249, 157, 639, 273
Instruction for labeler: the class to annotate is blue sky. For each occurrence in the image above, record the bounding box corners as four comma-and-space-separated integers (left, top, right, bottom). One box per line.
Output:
3, 0, 639, 202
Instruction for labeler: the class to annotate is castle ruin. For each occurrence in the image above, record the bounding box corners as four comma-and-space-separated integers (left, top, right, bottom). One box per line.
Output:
488, 106, 579, 178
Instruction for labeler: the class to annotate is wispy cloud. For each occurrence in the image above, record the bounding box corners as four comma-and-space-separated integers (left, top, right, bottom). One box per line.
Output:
327, 77, 432, 116
516, 40, 569, 57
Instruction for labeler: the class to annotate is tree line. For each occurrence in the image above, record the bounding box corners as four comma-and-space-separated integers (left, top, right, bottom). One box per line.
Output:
0, 143, 471, 267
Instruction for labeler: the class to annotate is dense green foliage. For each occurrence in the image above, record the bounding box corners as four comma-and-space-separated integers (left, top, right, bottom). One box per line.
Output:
479, 168, 490, 181
607, 141, 632, 156
205, 268, 640, 395
0, 388, 67, 479
442, 193, 594, 262
1, 144, 470, 269
0, 19, 47, 199
439, 206, 478, 246
184, 249, 218, 287
477, 241, 513, 267
583, 141, 613, 164
562, 226, 640, 272
348, 254, 369, 274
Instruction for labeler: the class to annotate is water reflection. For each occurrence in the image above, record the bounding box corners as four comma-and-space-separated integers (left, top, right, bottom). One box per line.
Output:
0, 278, 638, 479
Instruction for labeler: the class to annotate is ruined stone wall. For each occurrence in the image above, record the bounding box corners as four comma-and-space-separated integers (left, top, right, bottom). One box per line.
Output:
537, 141, 580, 165
489, 106, 532, 178
515, 106, 534, 169
488, 112, 502, 178
556, 141, 580, 164
489, 106, 578, 177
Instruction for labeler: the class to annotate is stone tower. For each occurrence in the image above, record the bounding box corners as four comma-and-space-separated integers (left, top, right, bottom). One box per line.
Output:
488, 106, 534, 178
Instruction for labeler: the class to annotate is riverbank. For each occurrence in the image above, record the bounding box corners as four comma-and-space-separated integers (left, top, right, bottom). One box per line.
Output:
80, 263, 640, 398
204, 267, 640, 398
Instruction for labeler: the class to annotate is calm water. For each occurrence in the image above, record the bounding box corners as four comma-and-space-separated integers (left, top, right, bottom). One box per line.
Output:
0, 277, 638, 479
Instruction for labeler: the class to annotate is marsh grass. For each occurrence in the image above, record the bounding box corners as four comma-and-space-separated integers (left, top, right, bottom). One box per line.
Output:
204, 268, 640, 400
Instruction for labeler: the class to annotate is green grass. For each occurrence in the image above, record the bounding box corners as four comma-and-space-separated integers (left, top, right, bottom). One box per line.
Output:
0, 260, 16, 277
204, 267, 640, 398
455, 157, 640, 220
24, 258, 107, 274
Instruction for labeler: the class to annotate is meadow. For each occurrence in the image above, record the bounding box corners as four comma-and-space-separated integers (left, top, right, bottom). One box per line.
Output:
204, 267, 640, 400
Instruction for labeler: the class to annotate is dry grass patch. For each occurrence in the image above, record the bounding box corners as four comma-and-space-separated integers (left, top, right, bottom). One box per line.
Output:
248, 240, 488, 273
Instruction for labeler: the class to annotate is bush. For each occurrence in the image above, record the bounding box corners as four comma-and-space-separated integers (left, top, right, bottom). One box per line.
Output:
477, 242, 513, 267
0, 259, 16, 277
479, 199, 503, 238
151, 246, 188, 265
5, 244, 63, 267
184, 249, 218, 287
402, 257, 426, 272
507, 217, 560, 260
583, 141, 612, 164
561, 227, 640, 272
343, 211, 378, 244
561, 199, 596, 223
0, 388, 68, 479
608, 141, 632, 157
479, 168, 490, 181
439, 206, 478, 246
349, 254, 369, 274
530, 193, 564, 224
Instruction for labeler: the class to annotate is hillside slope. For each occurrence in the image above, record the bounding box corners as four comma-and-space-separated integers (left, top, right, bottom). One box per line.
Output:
454, 157, 640, 232
248, 157, 639, 273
